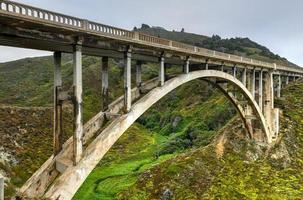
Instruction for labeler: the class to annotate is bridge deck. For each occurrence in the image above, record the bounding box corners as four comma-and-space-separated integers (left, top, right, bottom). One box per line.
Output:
0, 0, 302, 74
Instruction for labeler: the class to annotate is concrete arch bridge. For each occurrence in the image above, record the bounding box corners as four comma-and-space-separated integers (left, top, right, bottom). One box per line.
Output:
0, 1, 302, 199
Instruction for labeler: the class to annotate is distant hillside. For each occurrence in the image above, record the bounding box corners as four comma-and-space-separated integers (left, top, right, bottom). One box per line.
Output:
135, 24, 299, 68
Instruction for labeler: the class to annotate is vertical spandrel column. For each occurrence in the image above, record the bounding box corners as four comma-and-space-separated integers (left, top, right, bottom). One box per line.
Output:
102, 57, 109, 111
159, 55, 165, 86
73, 44, 83, 165
53, 51, 63, 155
277, 74, 281, 98
259, 69, 263, 112
124, 48, 132, 112
184, 58, 189, 74
251, 68, 256, 100
136, 60, 142, 88
242, 68, 247, 87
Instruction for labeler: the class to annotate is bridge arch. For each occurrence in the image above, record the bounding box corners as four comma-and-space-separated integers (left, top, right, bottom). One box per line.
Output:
44, 69, 272, 199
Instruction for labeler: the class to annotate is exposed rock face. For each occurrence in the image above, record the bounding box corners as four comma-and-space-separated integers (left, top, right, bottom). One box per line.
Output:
160, 188, 173, 200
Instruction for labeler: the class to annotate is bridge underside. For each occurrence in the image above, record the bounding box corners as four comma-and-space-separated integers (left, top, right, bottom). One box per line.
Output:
18, 70, 276, 199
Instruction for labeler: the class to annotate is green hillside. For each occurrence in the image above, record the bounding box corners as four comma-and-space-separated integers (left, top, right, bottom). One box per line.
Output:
136, 24, 298, 68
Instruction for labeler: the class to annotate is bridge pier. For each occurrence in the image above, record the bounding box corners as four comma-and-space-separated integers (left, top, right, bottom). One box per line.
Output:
277, 74, 281, 98
183, 58, 189, 74
258, 69, 263, 112
251, 68, 256, 100
205, 60, 209, 70
136, 60, 142, 89
241, 68, 247, 87
286, 75, 289, 85
73, 44, 83, 165
159, 55, 165, 86
102, 57, 109, 111
124, 48, 132, 112
232, 65, 237, 78
0, 175, 3, 200
53, 51, 63, 155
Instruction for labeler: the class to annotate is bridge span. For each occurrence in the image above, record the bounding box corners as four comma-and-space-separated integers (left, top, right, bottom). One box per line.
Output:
0, 1, 302, 199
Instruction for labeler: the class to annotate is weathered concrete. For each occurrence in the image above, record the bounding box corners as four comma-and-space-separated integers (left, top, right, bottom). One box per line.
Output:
263, 70, 274, 136
43, 70, 272, 200
233, 65, 237, 78
184, 58, 189, 74
136, 60, 142, 88
101, 57, 109, 111
73, 44, 83, 165
242, 68, 247, 87
0, 175, 3, 200
53, 51, 63, 155
124, 49, 132, 112
286, 76, 289, 85
159, 56, 165, 86
258, 69, 263, 112
251, 68, 256, 99
277, 74, 281, 98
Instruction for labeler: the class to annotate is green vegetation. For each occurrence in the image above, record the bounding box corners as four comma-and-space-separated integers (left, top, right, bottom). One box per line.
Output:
118, 80, 303, 199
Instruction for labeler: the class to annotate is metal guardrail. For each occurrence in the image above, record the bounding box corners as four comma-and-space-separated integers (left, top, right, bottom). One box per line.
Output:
0, 0, 302, 74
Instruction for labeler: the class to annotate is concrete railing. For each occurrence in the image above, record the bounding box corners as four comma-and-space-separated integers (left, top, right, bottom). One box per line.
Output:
0, 0, 302, 74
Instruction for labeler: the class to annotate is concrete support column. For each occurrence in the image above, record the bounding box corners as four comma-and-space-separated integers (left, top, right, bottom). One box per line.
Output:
251, 68, 256, 100
136, 60, 142, 88
0, 175, 3, 200
159, 56, 165, 86
205, 60, 209, 70
286, 76, 289, 85
101, 57, 109, 111
277, 74, 281, 98
258, 69, 263, 112
53, 51, 63, 155
233, 65, 237, 78
221, 63, 224, 72
124, 49, 132, 112
184, 58, 189, 74
241, 68, 247, 87
263, 70, 274, 132
73, 44, 83, 165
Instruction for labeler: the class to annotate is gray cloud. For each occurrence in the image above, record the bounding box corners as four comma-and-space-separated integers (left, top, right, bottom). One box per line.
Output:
1, 0, 302, 66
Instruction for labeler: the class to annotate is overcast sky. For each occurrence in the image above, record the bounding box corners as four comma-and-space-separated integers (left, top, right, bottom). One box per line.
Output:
0, 0, 302, 66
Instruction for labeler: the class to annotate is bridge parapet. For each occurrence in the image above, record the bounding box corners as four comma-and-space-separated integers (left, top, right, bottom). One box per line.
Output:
0, 0, 302, 75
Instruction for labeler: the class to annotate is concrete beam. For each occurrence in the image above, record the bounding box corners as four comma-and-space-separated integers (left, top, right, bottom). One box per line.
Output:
53, 51, 63, 155
124, 49, 132, 112
159, 56, 165, 86
73, 44, 83, 165
102, 57, 109, 111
